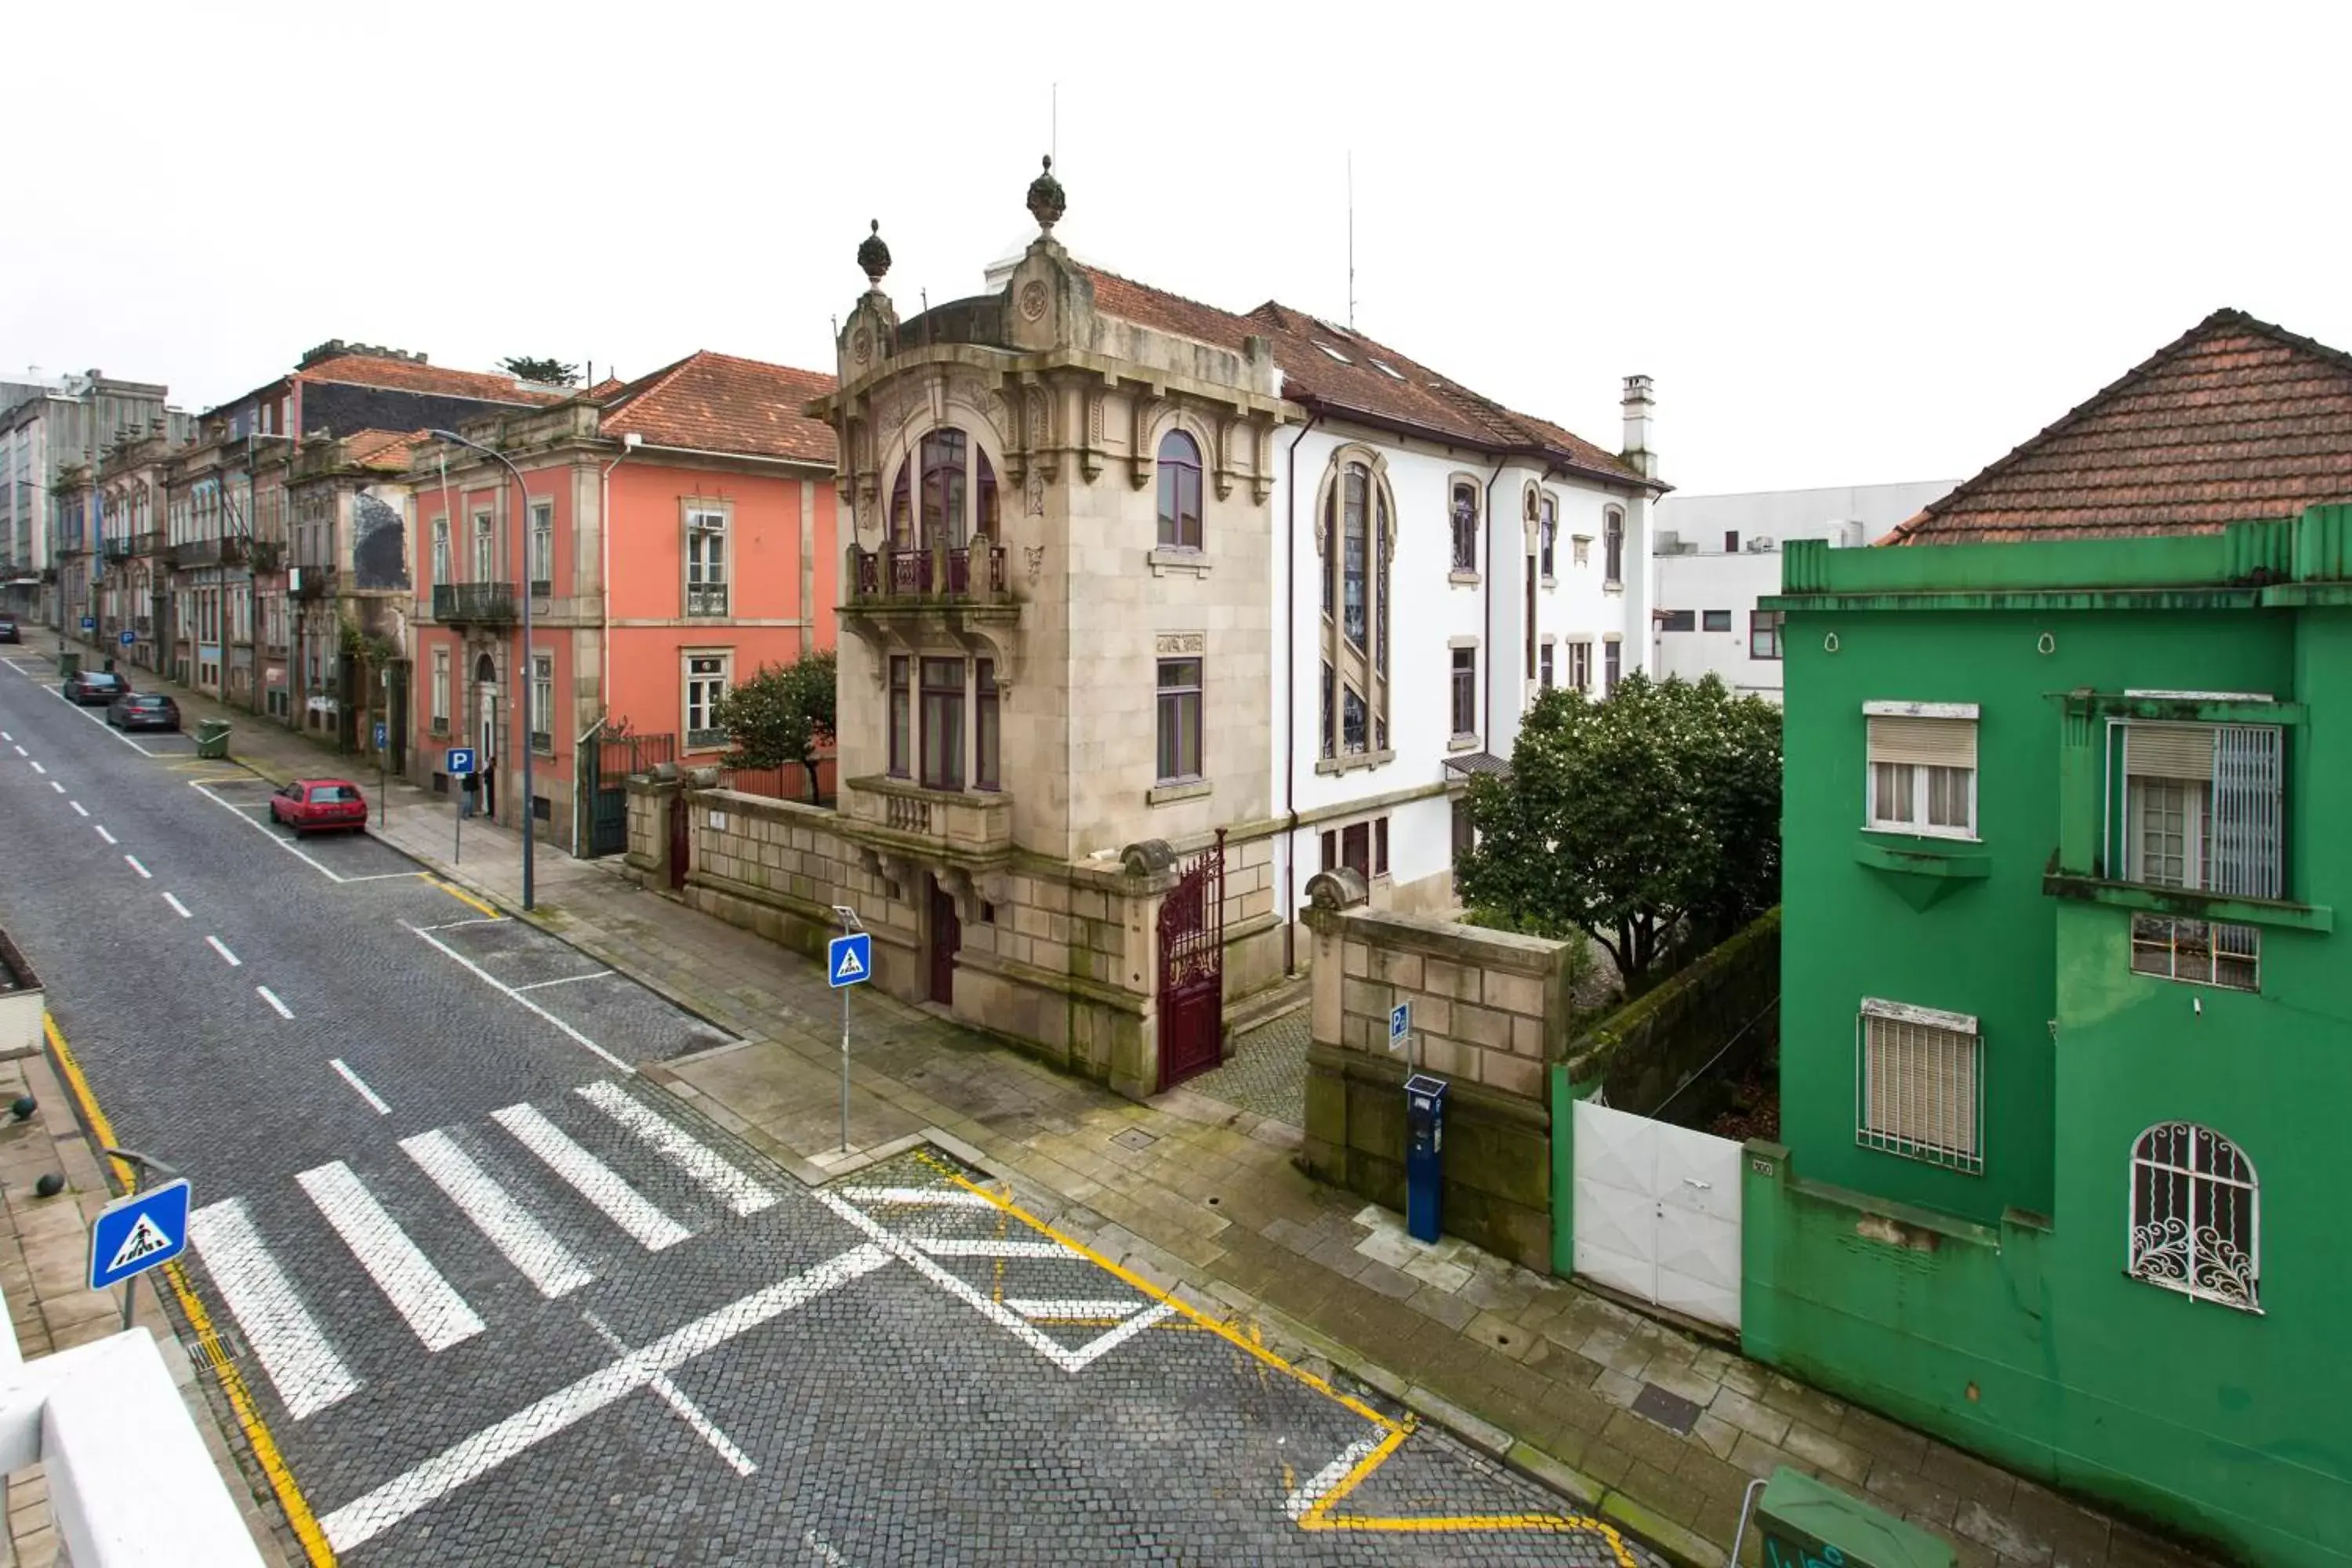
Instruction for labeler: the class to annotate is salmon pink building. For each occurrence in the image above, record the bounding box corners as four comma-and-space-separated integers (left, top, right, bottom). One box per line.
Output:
404, 351, 838, 855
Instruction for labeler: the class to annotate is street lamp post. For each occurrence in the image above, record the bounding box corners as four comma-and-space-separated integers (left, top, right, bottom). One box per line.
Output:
426, 430, 537, 911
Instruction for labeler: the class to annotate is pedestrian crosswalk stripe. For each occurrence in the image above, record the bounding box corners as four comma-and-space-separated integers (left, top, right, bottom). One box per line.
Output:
577, 1080, 775, 1216
911, 1237, 1073, 1260
297, 1161, 485, 1353
401, 1130, 594, 1298
837, 1186, 998, 1210
492, 1103, 690, 1253
1004, 1299, 1143, 1321
189, 1197, 360, 1421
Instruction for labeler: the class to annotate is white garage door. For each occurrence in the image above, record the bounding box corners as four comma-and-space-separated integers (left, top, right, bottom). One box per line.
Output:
1571, 1098, 1743, 1331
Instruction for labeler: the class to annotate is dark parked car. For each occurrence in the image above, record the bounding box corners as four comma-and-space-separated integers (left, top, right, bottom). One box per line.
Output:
0, 615, 19, 643
107, 692, 181, 731
270, 779, 368, 837
62, 670, 128, 705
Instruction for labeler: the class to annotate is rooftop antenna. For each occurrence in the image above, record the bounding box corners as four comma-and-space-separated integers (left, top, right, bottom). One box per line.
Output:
1051, 83, 1058, 167
1346, 152, 1357, 330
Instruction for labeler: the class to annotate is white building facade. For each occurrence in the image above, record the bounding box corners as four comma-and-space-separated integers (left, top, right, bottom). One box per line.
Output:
1650, 479, 1954, 700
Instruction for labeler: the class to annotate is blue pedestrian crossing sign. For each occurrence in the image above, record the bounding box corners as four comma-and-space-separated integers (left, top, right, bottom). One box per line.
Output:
89, 1178, 192, 1292
828, 931, 873, 988
445, 746, 477, 776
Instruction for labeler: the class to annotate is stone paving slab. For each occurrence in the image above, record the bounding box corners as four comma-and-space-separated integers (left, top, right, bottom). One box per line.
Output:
36, 637, 2230, 1568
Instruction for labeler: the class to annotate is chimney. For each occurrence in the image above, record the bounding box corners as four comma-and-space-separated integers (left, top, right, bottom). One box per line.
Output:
1621, 374, 1657, 479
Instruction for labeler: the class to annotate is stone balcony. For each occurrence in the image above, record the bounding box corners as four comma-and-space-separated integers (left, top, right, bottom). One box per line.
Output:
842, 775, 1013, 858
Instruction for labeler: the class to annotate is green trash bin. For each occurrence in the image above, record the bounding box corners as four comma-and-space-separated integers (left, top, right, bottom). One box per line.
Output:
58, 652, 81, 679
194, 719, 232, 760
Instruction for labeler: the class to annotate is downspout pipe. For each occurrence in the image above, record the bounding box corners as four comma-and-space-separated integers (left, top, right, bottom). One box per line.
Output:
1281, 412, 1323, 977
1481, 457, 1508, 752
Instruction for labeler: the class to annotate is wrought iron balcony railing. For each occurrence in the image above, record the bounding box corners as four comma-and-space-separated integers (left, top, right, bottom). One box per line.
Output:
430, 583, 516, 623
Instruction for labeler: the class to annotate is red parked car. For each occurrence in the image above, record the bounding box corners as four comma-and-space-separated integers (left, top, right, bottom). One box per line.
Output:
269, 779, 368, 837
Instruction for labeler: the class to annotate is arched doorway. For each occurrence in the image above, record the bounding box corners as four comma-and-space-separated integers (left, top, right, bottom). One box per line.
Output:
473, 652, 499, 818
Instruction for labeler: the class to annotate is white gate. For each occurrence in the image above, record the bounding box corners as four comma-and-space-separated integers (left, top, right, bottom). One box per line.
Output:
1572, 1099, 1744, 1330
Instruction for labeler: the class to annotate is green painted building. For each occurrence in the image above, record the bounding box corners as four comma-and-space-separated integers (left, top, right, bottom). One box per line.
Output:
1744, 311, 2352, 1567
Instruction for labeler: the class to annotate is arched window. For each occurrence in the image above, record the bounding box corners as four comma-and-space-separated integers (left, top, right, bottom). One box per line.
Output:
2129, 1122, 2259, 1310
1319, 456, 1394, 762
1156, 430, 1203, 550
1539, 495, 1557, 579
889, 427, 999, 551
1450, 482, 1479, 573
1603, 506, 1625, 586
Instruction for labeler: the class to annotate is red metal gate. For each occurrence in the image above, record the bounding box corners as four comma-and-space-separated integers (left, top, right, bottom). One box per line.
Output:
1157, 829, 1226, 1091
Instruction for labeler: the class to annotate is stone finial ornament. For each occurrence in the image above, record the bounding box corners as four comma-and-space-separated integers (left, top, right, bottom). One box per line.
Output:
1027, 156, 1066, 234
858, 220, 891, 287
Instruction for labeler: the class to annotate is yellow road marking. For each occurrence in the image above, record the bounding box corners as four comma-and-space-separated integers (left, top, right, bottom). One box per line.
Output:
425, 877, 498, 918
44, 1013, 338, 1567
916, 1151, 1636, 1555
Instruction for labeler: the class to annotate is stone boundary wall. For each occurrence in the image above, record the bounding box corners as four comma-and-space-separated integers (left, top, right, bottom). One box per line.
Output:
1298, 869, 1576, 1270
1563, 907, 1780, 1122
0, 927, 43, 1061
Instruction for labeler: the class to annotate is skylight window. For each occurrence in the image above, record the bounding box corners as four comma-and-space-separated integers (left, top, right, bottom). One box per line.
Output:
1368, 358, 1405, 380
1310, 316, 1356, 340
1313, 342, 1354, 365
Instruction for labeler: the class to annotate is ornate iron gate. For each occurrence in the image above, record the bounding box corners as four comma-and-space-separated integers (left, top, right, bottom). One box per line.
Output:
1157, 829, 1227, 1091
583, 731, 676, 858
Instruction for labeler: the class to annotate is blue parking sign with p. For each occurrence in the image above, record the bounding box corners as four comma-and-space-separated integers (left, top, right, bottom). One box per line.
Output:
445, 746, 477, 776
89, 1178, 191, 1292
828, 931, 873, 988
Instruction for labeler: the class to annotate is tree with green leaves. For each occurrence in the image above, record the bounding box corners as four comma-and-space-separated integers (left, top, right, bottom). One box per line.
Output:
711, 649, 837, 804
1456, 672, 1781, 984
499, 357, 580, 387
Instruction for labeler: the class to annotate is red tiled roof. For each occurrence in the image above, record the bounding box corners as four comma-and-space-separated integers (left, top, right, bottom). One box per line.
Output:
341, 429, 427, 473
1889, 308, 2352, 544
600, 350, 837, 464
584, 377, 626, 401
295, 354, 568, 407
1082, 267, 1650, 487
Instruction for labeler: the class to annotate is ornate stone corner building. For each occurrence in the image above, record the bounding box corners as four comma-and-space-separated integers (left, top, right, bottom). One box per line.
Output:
648, 160, 1665, 1102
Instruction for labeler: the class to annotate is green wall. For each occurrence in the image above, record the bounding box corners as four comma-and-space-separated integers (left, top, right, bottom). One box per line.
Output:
1766, 534, 2350, 1565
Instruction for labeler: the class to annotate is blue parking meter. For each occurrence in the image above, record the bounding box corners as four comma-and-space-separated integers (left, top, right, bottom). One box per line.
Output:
1403, 1073, 1449, 1243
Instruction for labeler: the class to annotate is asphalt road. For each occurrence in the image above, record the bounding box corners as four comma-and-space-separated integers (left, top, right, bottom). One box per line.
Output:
0, 652, 1659, 1568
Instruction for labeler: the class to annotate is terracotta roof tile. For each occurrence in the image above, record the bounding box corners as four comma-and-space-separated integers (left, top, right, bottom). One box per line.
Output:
340, 429, 428, 473
1891, 309, 2352, 544
295, 354, 567, 407
600, 350, 837, 464
1081, 268, 1650, 487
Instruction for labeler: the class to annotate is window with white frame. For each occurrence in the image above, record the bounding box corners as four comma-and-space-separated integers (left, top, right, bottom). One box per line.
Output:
1538, 641, 1555, 689
1450, 647, 1477, 737
530, 655, 554, 752
1865, 702, 1978, 837
471, 511, 494, 581
1450, 482, 1479, 574
1538, 494, 1557, 579
684, 652, 731, 750
1857, 998, 1983, 1174
1567, 641, 1592, 693
2115, 720, 2278, 992
685, 508, 728, 615
1603, 640, 1622, 695
529, 502, 553, 596
431, 648, 449, 733
1602, 507, 1625, 586
430, 517, 449, 587
2129, 1122, 2259, 1311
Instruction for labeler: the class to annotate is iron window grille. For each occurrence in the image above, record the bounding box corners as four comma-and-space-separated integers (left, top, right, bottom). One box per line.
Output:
2109, 720, 2280, 991
1856, 998, 1984, 1174
2129, 1122, 2259, 1311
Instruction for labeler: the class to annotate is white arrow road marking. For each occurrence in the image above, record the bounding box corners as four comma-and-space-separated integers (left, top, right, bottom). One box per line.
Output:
297, 1162, 483, 1352
206, 935, 241, 967
256, 985, 294, 1019
318, 1243, 890, 1554
1286, 1433, 1384, 1523
577, 1080, 773, 1215
492, 1103, 689, 1252
187, 1198, 359, 1421
329, 1058, 390, 1114
401, 1129, 593, 1298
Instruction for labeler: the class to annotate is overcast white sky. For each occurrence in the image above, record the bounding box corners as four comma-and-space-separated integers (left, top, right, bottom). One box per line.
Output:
8, 1, 2347, 495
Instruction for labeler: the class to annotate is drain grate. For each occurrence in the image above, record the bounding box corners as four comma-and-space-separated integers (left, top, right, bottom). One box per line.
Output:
183, 1324, 242, 1382
1631, 1380, 1702, 1436
1110, 1128, 1158, 1152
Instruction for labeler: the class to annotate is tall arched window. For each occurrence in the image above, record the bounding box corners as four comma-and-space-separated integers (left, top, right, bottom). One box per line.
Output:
1539, 495, 1558, 579
1156, 430, 1202, 550
1603, 506, 1626, 586
2129, 1122, 2259, 1310
1319, 456, 1394, 762
889, 427, 999, 551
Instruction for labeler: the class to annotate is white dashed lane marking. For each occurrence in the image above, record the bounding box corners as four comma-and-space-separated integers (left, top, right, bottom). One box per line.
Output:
163, 892, 191, 918
330, 1059, 390, 1115
124, 855, 151, 879
207, 935, 241, 967
256, 986, 294, 1019
94, 825, 115, 844
69, 800, 87, 816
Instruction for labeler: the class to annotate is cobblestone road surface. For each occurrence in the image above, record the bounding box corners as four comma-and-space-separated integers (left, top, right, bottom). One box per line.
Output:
0, 653, 1660, 1566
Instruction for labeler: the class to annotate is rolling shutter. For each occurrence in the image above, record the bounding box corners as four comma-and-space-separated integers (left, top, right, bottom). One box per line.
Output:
2124, 724, 2215, 782
1867, 716, 1976, 770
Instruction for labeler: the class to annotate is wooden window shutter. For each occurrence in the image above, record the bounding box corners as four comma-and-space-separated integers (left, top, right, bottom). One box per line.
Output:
2125, 723, 2216, 782
1867, 715, 1976, 770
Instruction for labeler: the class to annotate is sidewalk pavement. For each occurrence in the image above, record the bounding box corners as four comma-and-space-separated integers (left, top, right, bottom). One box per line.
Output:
52, 638, 2220, 1568
0, 1046, 292, 1568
